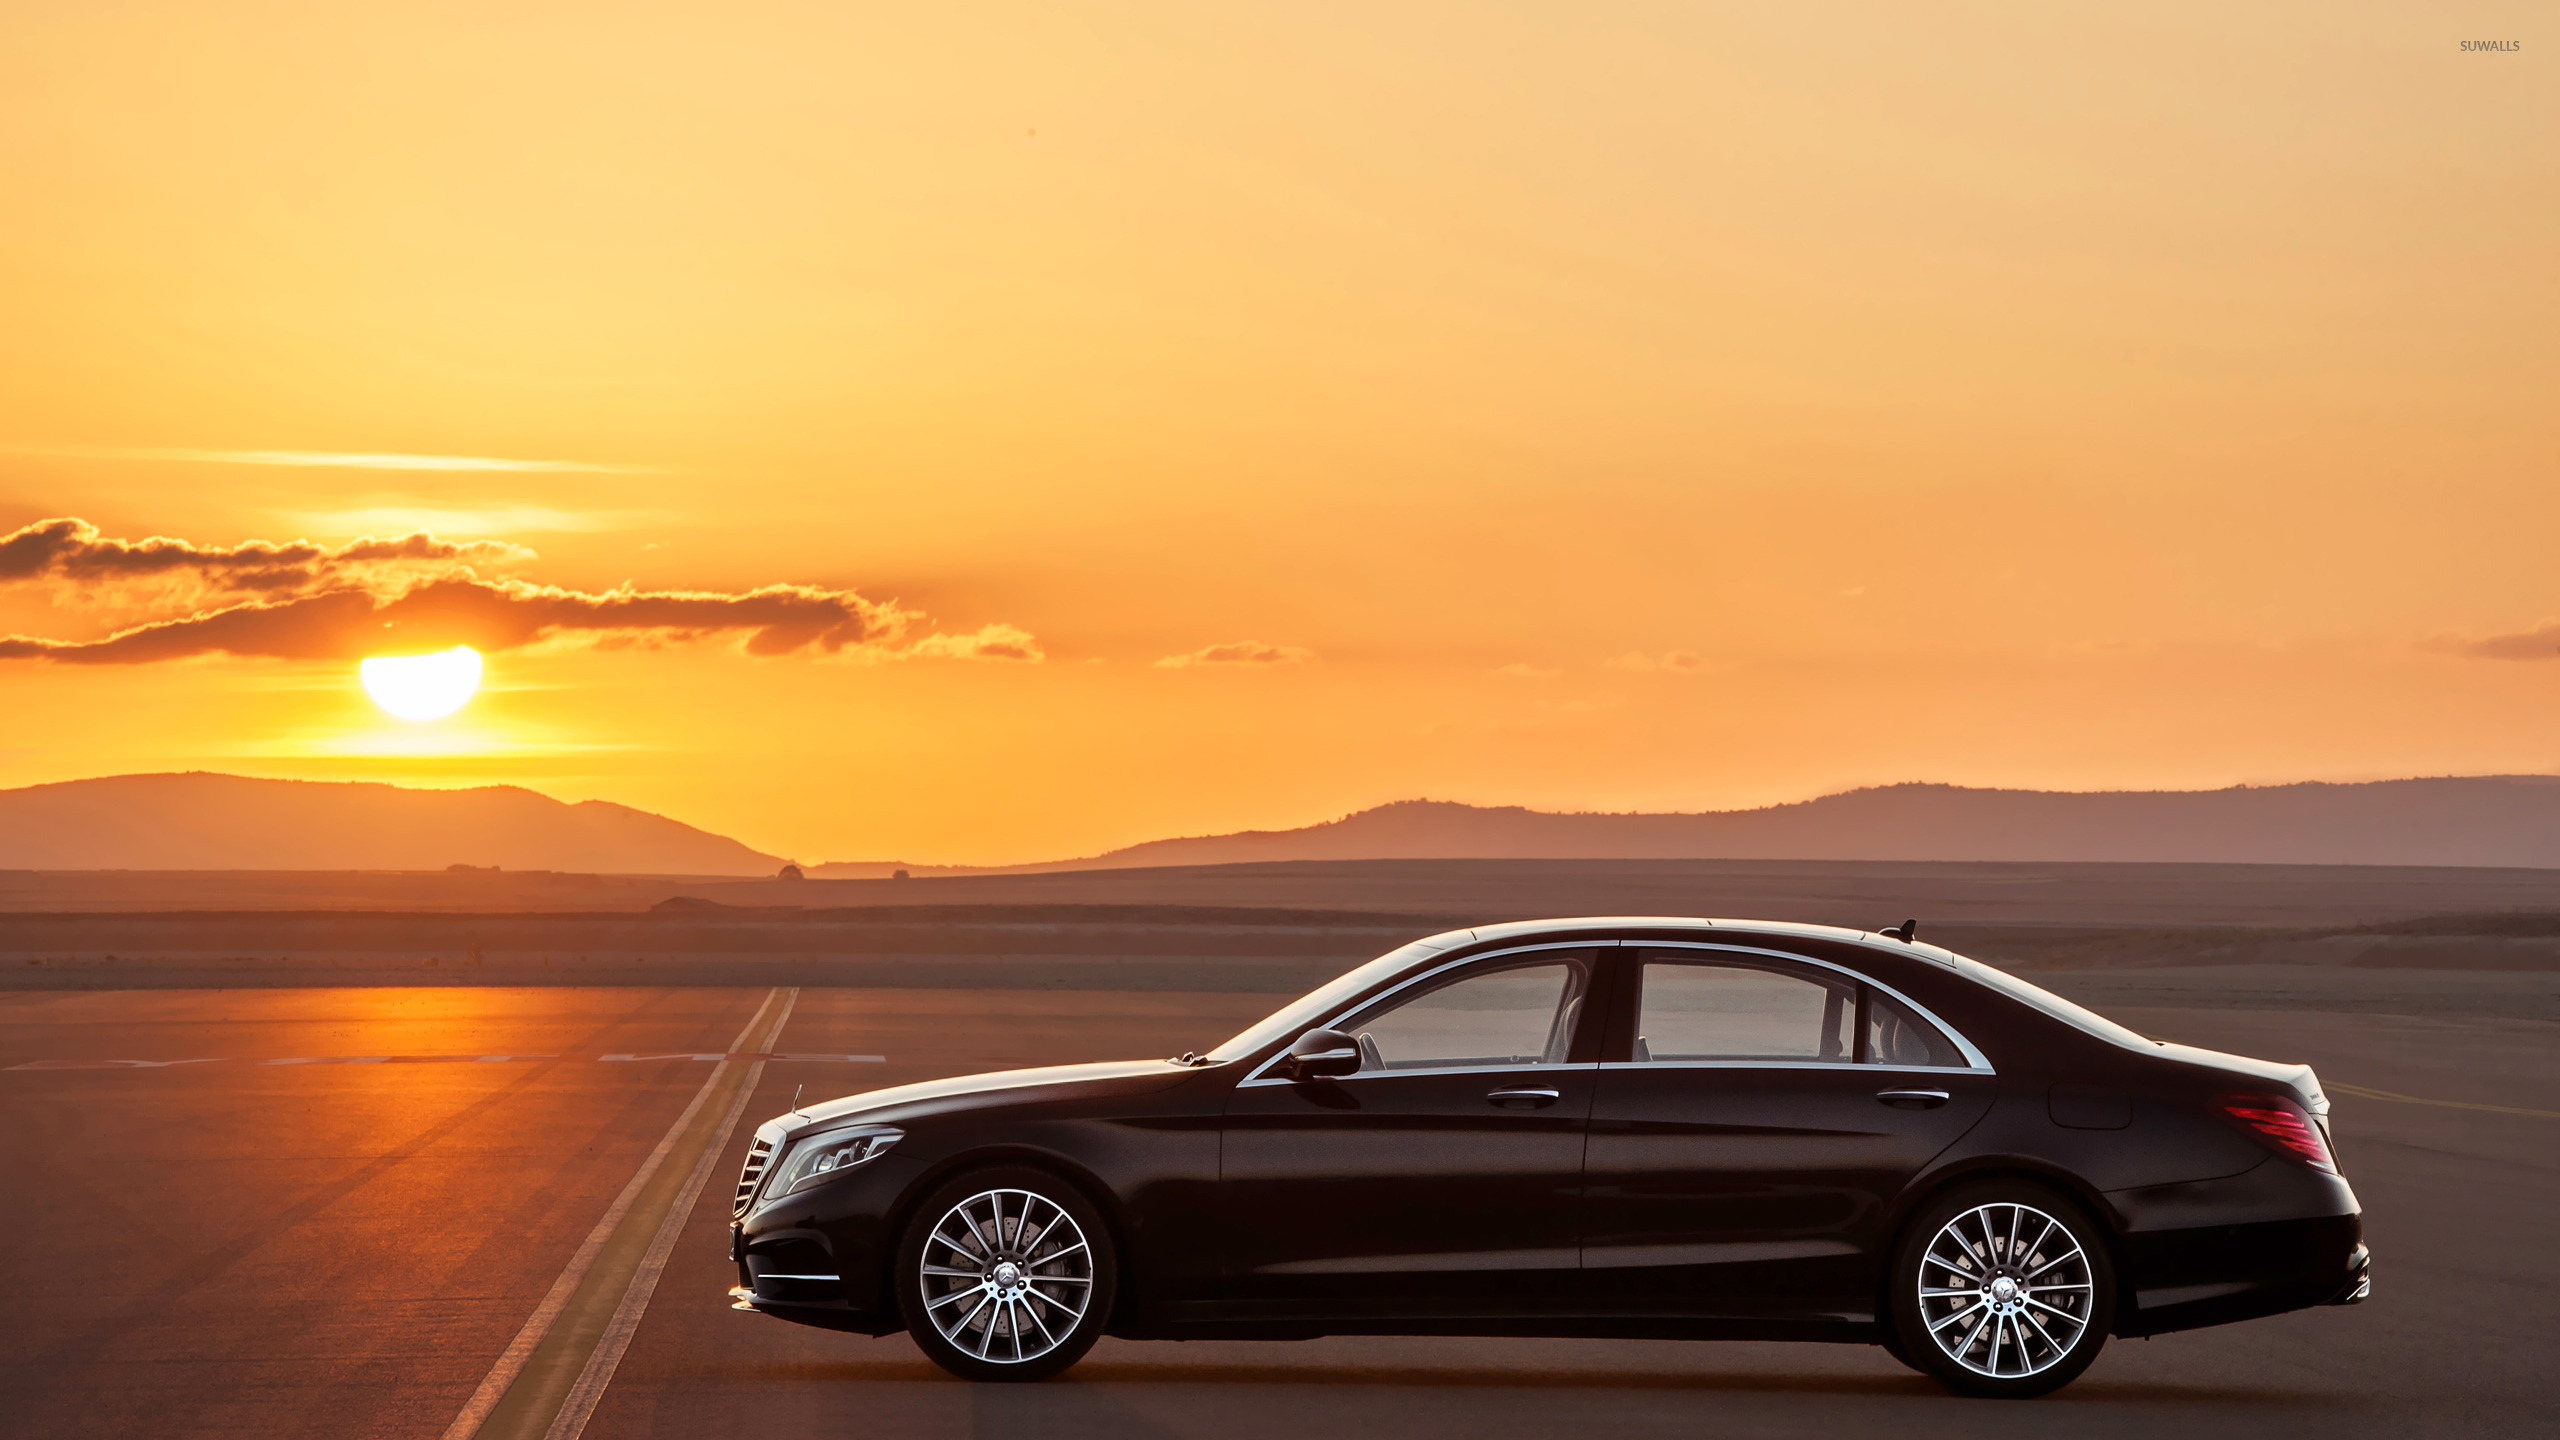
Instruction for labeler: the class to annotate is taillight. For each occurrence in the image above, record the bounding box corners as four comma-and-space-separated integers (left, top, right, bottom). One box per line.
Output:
2220, 1094, 2337, 1174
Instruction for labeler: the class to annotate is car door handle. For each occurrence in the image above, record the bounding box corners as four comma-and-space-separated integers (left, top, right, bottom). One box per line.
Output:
1487, 1087, 1562, 1109
1877, 1088, 1952, 1110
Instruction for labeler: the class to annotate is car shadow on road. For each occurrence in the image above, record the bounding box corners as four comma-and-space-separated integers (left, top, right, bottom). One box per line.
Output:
729, 1350, 2338, 1409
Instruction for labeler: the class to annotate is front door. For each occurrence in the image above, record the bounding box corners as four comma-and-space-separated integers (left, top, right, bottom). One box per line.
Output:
1578, 946, 1996, 1323
1216, 946, 1602, 1322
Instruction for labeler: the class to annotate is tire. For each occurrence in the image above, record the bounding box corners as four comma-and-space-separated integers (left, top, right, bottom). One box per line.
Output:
1877, 1328, 1930, 1376
894, 1166, 1118, 1382
1887, 1181, 2115, 1399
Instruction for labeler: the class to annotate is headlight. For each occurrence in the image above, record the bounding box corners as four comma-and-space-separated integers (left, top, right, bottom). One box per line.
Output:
770, 1125, 903, 1200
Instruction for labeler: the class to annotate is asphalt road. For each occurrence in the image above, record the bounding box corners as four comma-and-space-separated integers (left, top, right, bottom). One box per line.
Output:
2, 976, 2552, 1439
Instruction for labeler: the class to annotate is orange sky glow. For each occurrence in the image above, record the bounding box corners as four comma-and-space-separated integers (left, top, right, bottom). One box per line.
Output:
1, 3, 2552, 864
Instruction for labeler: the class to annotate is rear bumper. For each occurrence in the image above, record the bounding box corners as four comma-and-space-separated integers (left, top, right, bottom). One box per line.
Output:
2109, 1159, 2366, 1338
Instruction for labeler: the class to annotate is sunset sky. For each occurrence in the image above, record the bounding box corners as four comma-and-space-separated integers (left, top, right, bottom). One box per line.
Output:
1, 3, 2552, 864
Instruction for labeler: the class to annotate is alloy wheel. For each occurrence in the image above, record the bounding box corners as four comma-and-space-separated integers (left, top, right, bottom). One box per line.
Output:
916, 1187, 1096, 1364
1914, 1201, 2095, 1379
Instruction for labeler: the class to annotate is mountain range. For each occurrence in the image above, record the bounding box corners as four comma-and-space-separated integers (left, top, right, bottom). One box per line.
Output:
9, 772, 2560, 875
957, 777, 2560, 872
0, 773, 784, 874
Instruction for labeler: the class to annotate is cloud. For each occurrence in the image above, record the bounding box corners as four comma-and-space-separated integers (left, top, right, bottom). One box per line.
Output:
0, 516, 528, 597
283, 504, 656, 536
5, 446, 651, 472
0, 518, 1036, 666
1154, 641, 1317, 669
1603, 650, 1709, 673
1494, 663, 1561, 679
900, 623, 1045, 663
2439, 622, 2560, 660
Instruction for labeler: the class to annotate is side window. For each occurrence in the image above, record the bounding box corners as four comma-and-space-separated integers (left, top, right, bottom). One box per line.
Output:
1343, 956, 1591, 1072
1635, 960, 1853, 1062
1865, 988, 1963, 1068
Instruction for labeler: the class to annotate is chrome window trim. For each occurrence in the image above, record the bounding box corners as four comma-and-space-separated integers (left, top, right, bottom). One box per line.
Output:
1238, 940, 1613, 1088
1238, 1059, 1602, 1089
1625, 941, 1996, 1074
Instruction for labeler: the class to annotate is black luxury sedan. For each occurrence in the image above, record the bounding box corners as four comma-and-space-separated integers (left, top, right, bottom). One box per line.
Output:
726, 917, 2369, 1398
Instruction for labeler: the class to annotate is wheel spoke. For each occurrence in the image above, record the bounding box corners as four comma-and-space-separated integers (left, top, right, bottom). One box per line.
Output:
924, 1285, 983, 1311
1930, 1298, 1986, 1333
1021, 1293, 1062, 1349
2022, 1215, 2057, 1266
947, 1291, 992, 1342
2020, 1305, 2068, 1355
2023, 1294, 2083, 1322
1919, 1285, 1978, 1298
2023, 1247, 2080, 1281
920, 1264, 983, 1279
1954, 1307, 1993, 1359
1019, 1199, 1058, 1255
1032, 1290, 1085, 1324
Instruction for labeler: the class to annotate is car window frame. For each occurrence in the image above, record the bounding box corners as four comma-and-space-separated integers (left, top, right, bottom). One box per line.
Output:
1604, 942, 1995, 1075
1237, 941, 1608, 1087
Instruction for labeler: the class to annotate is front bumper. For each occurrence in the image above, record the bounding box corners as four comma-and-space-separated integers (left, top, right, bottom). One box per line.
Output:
728, 1150, 920, 1334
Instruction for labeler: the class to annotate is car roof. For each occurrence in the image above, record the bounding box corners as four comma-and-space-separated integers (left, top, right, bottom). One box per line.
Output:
1433, 915, 1965, 969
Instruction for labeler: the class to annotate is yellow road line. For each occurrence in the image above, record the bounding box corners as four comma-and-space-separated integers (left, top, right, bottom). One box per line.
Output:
2329, 1081, 2560, 1119
543, 998, 798, 1440
442, 987, 798, 1440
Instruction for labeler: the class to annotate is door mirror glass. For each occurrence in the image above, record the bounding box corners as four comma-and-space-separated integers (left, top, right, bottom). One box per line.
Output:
1282, 1027, 1361, 1080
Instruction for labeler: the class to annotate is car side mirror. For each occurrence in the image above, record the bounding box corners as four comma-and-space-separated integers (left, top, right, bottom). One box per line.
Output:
1282, 1027, 1361, 1081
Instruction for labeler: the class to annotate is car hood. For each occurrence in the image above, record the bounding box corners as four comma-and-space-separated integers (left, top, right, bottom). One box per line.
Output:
759, 1059, 1193, 1145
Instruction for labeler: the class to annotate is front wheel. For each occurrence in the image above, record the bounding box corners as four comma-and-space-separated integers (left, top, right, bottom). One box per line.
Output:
1888, 1182, 2115, 1399
894, 1166, 1118, 1382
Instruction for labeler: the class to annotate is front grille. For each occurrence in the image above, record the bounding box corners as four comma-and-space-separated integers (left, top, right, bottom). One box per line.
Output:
734, 1138, 774, 1216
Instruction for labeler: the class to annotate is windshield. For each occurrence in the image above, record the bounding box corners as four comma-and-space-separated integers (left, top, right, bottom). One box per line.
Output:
1948, 955, 2159, 1053
1205, 936, 1465, 1063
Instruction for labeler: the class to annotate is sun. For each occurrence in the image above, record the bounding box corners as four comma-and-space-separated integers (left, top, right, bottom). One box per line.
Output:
360, 646, 483, 721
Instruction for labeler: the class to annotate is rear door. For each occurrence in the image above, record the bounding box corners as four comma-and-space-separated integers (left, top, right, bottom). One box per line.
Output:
1216, 945, 1603, 1321
1577, 944, 1995, 1322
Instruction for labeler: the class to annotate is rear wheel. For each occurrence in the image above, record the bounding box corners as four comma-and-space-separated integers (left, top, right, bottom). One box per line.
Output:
1888, 1182, 2114, 1398
895, 1166, 1118, 1382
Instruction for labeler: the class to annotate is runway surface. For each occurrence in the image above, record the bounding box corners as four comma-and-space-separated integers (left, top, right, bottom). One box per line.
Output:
2, 975, 2551, 1439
